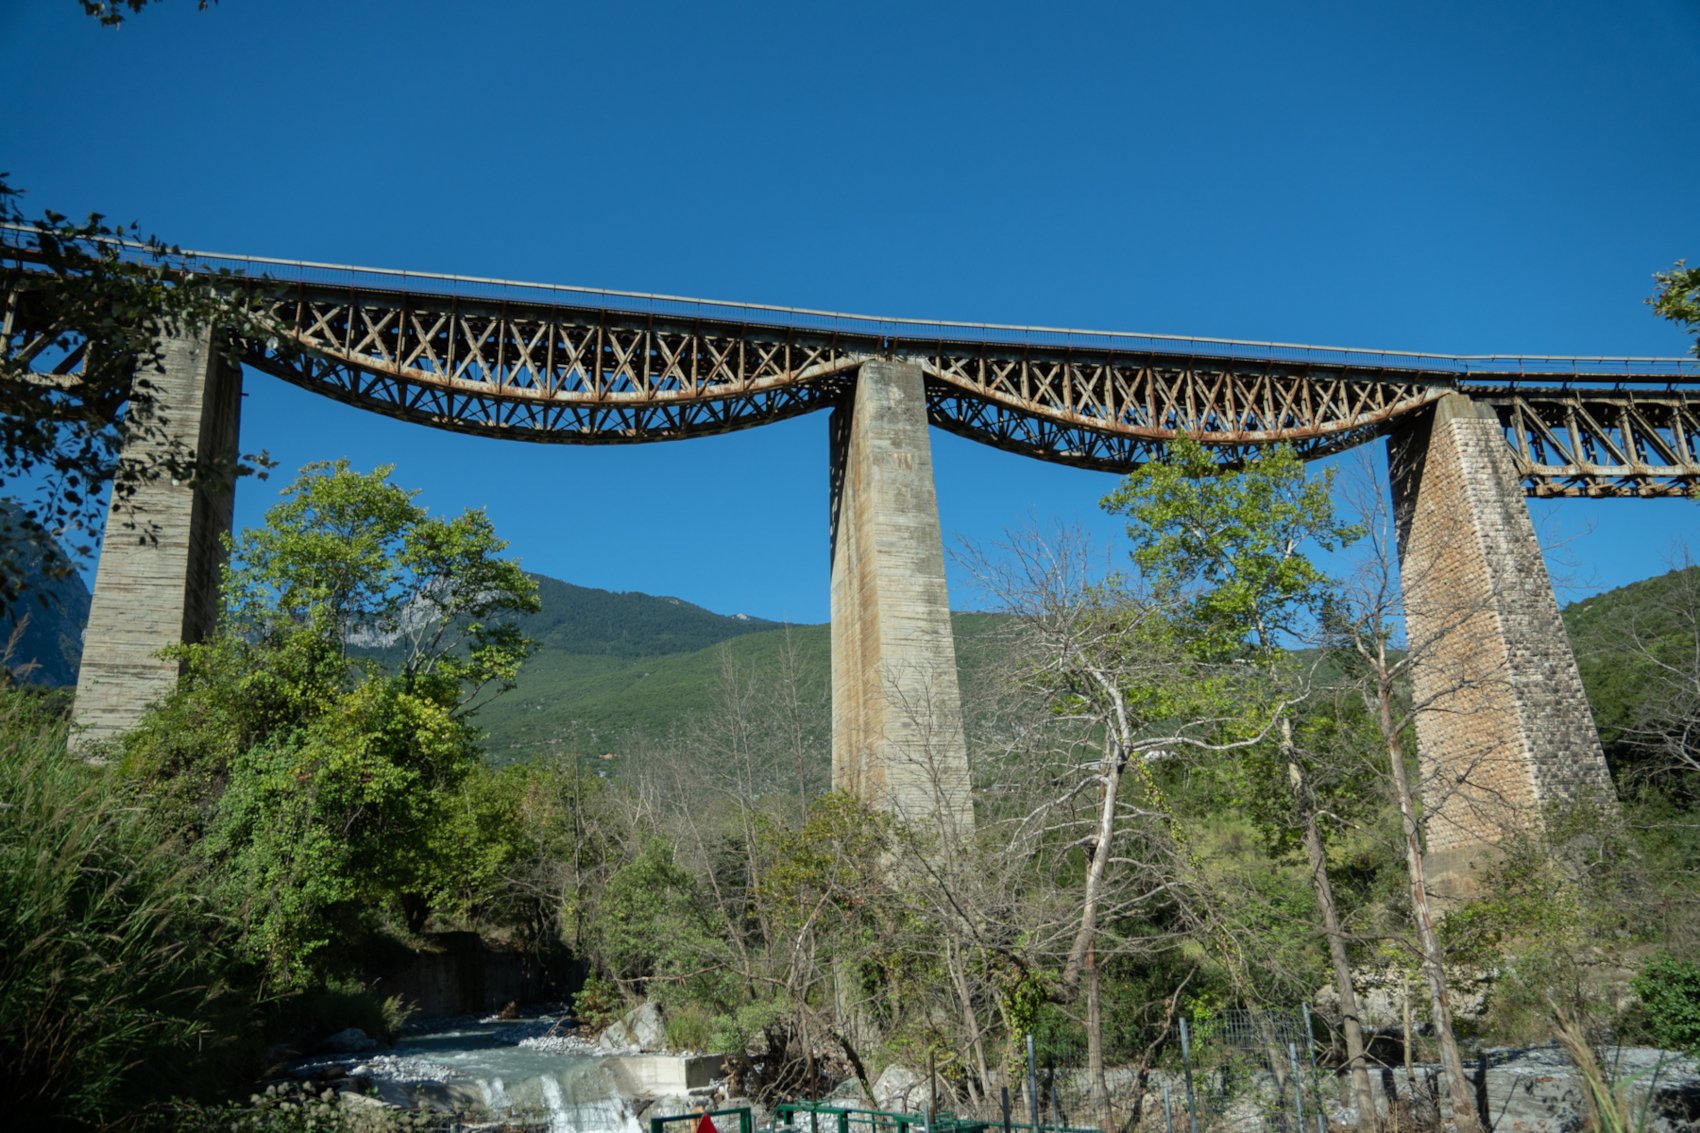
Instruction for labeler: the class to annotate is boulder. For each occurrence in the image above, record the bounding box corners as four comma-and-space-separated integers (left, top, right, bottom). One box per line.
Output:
315, 1027, 379, 1054
625, 1002, 668, 1052
600, 1019, 636, 1051
873, 1064, 924, 1113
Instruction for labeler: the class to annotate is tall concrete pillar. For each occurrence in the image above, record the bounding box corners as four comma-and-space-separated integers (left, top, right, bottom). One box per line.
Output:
72, 331, 242, 748
1389, 393, 1617, 899
829, 360, 973, 828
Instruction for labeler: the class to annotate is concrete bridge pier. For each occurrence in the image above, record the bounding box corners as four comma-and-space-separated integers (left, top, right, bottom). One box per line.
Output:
1388, 392, 1618, 899
71, 330, 242, 749
829, 360, 974, 829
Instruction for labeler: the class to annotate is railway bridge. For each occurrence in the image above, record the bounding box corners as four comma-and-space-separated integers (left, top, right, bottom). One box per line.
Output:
41, 248, 1700, 895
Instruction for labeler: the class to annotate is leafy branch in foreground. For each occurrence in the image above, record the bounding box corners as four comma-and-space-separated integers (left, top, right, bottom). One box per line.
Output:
1, 175, 278, 611
1649, 259, 1700, 359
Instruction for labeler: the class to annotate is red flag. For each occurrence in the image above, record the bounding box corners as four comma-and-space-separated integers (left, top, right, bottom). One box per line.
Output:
694, 1113, 719, 1133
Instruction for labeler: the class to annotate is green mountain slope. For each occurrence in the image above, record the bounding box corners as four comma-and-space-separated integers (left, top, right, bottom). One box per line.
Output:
1562, 565, 1700, 775
516, 574, 781, 657
475, 573, 1009, 764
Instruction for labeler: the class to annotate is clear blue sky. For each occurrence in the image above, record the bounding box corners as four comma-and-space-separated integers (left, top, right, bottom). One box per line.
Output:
4, 0, 1698, 622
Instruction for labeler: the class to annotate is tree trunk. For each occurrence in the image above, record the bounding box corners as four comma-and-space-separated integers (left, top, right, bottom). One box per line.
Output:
1086, 945, 1110, 1126
1379, 680, 1478, 1133
1285, 717, 1379, 1131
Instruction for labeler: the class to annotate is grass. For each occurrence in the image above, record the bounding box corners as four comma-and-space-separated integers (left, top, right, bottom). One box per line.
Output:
0, 686, 247, 1128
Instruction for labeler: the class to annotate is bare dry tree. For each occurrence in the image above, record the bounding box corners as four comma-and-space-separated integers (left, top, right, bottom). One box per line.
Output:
953, 518, 1300, 1121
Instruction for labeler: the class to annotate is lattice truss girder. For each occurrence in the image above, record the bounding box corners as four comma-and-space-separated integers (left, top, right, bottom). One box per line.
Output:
242, 287, 1472, 456
1482, 392, 1700, 498
9, 277, 1697, 492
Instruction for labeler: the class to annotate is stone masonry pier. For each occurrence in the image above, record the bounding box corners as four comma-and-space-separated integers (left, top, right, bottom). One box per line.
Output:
72, 331, 242, 749
828, 361, 974, 828
1389, 393, 1618, 899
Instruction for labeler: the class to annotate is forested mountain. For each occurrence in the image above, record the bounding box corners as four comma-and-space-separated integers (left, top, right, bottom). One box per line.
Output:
1562, 564, 1700, 786
0, 500, 89, 687
515, 574, 781, 658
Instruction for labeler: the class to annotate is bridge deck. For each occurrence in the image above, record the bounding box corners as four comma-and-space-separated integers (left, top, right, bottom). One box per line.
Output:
7, 233, 1698, 494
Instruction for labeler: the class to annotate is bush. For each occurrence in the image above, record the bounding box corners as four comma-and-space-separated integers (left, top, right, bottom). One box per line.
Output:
574, 972, 624, 1030
1629, 954, 1700, 1057
267, 977, 415, 1048
665, 1003, 715, 1051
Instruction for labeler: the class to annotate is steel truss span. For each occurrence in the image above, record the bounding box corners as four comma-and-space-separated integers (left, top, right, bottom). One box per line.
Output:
6, 237, 1699, 496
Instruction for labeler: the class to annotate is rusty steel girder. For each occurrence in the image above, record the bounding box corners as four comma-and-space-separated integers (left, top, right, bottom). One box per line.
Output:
1476, 391, 1700, 498
5, 236, 1697, 493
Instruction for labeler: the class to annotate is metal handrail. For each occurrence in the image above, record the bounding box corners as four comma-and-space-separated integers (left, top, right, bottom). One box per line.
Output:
5, 222, 1694, 380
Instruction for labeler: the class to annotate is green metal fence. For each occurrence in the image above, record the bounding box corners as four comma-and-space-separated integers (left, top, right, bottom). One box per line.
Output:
773, 1100, 1096, 1133
651, 1107, 755, 1133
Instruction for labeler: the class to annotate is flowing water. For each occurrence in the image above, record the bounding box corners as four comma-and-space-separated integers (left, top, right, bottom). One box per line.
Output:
348, 1019, 656, 1132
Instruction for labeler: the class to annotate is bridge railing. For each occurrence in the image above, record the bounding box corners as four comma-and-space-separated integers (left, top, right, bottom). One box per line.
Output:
6, 222, 1697, 383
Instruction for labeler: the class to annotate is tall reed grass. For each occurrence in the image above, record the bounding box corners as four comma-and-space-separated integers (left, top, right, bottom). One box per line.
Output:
0, 683, 242, 1129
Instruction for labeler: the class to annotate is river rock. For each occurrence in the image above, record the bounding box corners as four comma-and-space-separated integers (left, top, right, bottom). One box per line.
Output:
625, 1002, 669, 1052
600, 1019, 636, 1051
316, 1027, 379, 1054
874, 1065, 924, 1112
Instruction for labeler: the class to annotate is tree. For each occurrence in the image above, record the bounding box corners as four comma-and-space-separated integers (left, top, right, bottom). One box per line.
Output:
123, 461, 540, 986
958, 517, 1283, 1116
1649, 260, 1700, 358
1319, 452, 1504, 1133
1, 176, 274, 611
1101, 436, 1383, 1127
78, 0, 216, 27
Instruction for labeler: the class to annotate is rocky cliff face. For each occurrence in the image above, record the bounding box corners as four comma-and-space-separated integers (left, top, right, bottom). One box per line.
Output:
1, 501, 89, 687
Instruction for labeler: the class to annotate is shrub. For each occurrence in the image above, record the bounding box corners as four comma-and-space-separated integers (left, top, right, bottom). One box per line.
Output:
267, 977, 416, 1048
574, 972, 624, 1030
1629, 954, 1700, 1057
665, 1003, 715, 1051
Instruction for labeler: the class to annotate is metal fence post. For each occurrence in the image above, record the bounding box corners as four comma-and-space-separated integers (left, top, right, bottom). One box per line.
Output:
1288, 1042, 1307, 1133
1303, 1004, 1327, 1133
1027, 1034, 1040, 1133
1163, 1084, 1174, 1133
1002, 1086, 1012, 1133
1179, 1017, 1200, 1133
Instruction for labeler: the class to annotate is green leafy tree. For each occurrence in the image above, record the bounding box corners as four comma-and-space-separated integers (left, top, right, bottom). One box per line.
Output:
589, 838, 728, 1004
124, 461, 539, 986
1630, 954, 1700, 1057
1101, 435, 1382, 1124
1649, 260, 1700, 358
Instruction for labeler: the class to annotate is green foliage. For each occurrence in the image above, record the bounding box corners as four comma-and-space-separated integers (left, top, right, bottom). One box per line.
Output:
0, 175, 272, 611
665, 1003, 716, 1051
266, 976, 414, 1048
1648, 260, 1700, 358
0, 689, 244, 1129
1630, 954, 1700, 1058
122, 462, 539, 987
573, 972, 624, 1030
1101, 436, 1360, 659
590, 839, 727, 1000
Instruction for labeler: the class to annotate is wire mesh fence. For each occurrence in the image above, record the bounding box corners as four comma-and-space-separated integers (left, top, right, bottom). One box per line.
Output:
817, 1009, 1355, 1133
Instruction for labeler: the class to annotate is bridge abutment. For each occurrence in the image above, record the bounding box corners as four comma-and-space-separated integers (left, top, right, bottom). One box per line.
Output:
72, 331, 242, 749
1389, 393, 1618, 899
829, 361, 973, 828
